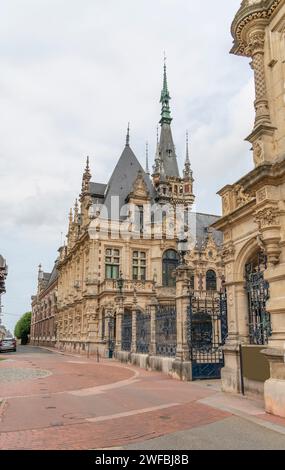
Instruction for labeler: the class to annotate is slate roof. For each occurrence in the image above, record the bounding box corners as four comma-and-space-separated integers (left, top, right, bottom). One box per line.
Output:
87, 143, 222, 245
103, 144, 155, 219
46, 261, 59, 289
89, 182, 107, 198
159, 123, 180, 178
194, 213, 223, 249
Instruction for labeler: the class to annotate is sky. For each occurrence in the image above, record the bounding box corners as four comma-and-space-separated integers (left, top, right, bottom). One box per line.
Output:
0, 0, 255, 332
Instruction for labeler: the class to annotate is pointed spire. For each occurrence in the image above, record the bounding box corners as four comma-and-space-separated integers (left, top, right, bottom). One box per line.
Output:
160, 56, 172, 126
38, 264, 43, 281
69, 208, 73, 226
183, 131, 192, 179
126, 122, 130, 147
153, 127, 161, 175
81, 156, 91, 196
145, 141, 150, 175
74, 199, 79, 223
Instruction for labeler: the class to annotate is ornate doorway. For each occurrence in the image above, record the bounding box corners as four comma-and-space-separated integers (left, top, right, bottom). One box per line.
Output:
245, 252, 271, 345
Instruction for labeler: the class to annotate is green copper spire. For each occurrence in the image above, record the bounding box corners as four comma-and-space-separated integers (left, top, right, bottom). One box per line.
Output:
160, 58, 172, 125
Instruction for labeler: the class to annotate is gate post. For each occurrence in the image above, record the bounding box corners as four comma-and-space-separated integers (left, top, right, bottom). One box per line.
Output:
171, 264, 193, 381
149, 298, 158, 356
115, 295, 124, 353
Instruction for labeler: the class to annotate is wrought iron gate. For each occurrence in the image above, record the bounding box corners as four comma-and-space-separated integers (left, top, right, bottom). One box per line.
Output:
136, 309, 151, 354
187, 291, 228, 379
156, 304, 177, 357
245, 253, 271, 345
121, 310, 132, 352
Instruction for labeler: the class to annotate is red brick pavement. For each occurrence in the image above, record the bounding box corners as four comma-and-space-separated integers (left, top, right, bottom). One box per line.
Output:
0, 401, 231, 450
0, 355, 133, 397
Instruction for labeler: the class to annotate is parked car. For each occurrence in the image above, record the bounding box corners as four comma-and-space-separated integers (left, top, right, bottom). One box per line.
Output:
0, 337, 17, 353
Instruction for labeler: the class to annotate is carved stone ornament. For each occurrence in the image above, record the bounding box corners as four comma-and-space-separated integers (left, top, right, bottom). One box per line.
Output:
234, 184, 253, 208
254, 206, 280, 228
253, 140, 265, 166
222, 242, 236, 261
245, 31, 265, 56
129, 170, 149, 199
222, 194, 230, 215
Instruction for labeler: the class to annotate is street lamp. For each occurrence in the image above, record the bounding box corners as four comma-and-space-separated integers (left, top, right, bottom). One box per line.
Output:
177, 235, 189, 266
117, 271, 124, 295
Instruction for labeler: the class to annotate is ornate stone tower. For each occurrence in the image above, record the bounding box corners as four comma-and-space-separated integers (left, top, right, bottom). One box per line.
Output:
152, 61, 195, 208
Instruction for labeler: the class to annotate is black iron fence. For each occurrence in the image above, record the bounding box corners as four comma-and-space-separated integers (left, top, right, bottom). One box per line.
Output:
136, 309, 151, 354
155, 304, 177, 358
121, 311, 132, 352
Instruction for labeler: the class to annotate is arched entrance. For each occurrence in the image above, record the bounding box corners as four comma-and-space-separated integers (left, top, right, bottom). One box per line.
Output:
162, 249, 179, 287
245, 251, 271, 345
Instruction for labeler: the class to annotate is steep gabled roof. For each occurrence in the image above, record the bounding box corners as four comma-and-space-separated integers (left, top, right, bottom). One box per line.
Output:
103, 144, 154, 219
159, 123, 180, 178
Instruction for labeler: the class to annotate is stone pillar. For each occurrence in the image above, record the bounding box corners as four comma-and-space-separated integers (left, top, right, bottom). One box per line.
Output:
221, 246, 249, 394
175, 265, 191, 361
245, 27, 276, 167
246, 30, 271, 127
149, 299, 157, 356
171, 264, 192, 381
115, 296, 124, 352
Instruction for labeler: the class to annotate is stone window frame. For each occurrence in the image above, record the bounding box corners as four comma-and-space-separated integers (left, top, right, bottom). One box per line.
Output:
105, 247, 120, 280
132, 250, 147, 281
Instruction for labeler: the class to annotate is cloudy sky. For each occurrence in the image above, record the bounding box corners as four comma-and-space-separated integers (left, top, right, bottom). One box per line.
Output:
0, 0, 255, 332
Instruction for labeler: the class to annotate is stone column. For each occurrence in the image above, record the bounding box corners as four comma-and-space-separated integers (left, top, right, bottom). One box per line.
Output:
171, 264, 193, 381
245, 27, 276, 166
115, 296, 124, 352
175, 265, 191, 361
246, 30, 271, 127
149, 299, 157, 356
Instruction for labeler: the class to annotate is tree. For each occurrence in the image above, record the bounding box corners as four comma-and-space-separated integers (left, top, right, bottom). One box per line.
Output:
14, 312, 31, 345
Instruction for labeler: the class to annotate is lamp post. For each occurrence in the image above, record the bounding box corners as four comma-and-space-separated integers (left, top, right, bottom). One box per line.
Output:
115, 271, 125, 354
177, 234, 189, 266
116, 271, 124, 296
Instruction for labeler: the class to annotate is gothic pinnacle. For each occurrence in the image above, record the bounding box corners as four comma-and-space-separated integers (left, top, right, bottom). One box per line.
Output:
183, 131, 192, 179
160, 57, 172, 126
126, 122, 130, 147
145, 142, 150, 175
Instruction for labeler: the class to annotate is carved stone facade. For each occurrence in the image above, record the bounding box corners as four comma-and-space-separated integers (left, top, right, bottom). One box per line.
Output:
0, 255, 8, 338
31, 264, 58, 347
213, 0, 285, 418
31, 66, 224, 363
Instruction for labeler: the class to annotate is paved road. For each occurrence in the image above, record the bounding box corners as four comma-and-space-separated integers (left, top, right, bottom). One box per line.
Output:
0, 345, 285, 450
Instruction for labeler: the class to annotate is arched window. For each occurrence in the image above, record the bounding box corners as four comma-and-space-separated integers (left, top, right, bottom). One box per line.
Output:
162, 250, 179, 287
206, 270, 217, 291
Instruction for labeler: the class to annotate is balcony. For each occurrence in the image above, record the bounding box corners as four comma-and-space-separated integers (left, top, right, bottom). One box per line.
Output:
98, 279, 154, 295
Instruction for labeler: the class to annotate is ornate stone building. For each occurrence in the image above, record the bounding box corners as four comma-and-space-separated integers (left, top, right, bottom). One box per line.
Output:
31, 262, 58, 347
31, 65, 224, 371
213, 0, 285, 417
0, 254, 8, 339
